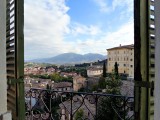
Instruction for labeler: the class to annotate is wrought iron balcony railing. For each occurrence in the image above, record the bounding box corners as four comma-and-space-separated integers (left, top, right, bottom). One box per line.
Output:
25, 88, 134, 120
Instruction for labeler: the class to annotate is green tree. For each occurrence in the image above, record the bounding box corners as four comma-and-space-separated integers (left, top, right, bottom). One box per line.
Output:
50, 73, 62, 82
75, 109, 84, 120
78, 87, 85, 92
44, 84, 60, 119
91, 84, 98, 91
80, 69, 88, 78
103, 61, 107, 77
98, 62, 123, 120
97, 61, 107, 90
114, 62, 119, 79
98, 77, 106, 89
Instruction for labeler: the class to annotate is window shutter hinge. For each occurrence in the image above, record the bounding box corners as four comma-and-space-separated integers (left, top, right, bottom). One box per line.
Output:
7, 77, 24, 85
135, 81, 154, 96
135, 81, 154, 88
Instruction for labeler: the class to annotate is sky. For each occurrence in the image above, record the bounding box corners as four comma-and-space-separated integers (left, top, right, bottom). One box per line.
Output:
24, 0, 134, 60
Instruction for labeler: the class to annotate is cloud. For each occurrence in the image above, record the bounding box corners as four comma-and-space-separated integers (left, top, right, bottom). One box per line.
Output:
24, 0, 133, 60
70, 23, 102, 36
93, 0, 110, 13
112, 0, 133, 12
93, 0, 133, 13
73, 20, 134, 55
24, 0, 71, 60
24, 0, 103, 60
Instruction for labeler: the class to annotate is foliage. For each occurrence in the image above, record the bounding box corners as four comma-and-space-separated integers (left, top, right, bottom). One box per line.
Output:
24, 62, 54, 67
98, 77, 106, 89
80, 69, 88, 78
28, 74, 50, 79
98, 62, 124, 119
103, 61, 107, 77
91, 84, 99, 91
50, 73, 63, 82
98, 97, 118, 120
78, 87, 86, 92
105, 76, 121, 94
50, 73, 73, 83
28, 72, 73, 83
60, 66, 88, 78
114, 62, 119, 79
75, 109, 84, 120
44, 84, 60, 119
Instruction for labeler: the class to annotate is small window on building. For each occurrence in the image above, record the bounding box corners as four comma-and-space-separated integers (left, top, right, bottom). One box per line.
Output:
124, 64, 126, 66
130, 59, 132, 61
130, 65, 133, 67
124, 70, 126, 73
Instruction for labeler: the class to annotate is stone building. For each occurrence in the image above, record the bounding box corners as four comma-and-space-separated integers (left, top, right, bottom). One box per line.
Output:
73, 76, 86, 91
107, 44, 134, 78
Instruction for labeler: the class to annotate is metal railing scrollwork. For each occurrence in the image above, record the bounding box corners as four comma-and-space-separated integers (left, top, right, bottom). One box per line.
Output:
25, 88, 134, 120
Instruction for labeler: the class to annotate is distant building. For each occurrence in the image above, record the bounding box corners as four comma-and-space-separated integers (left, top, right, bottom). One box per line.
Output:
107, 44, 134, 78
73, 75, 86, 91
52, 82, 72, 91
87, 64, 103, 77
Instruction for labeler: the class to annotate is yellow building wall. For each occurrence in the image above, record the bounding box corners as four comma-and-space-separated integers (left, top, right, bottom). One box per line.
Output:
107, 47, 134, 77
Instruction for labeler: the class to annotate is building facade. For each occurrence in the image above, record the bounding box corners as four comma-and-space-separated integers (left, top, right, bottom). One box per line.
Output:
107, 44, 134, 78
73, 76, 86, 91
87, 65, 103, 77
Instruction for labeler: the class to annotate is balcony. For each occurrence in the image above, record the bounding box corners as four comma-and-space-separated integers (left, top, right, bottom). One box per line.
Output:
25, 88, 134, 120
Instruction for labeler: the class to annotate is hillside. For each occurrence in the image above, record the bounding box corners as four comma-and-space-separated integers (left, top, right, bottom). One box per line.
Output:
28, 53, 106, 64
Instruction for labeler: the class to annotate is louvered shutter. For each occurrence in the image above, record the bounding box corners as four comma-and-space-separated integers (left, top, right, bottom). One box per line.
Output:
6, 0, 25, 120
134, 0, 155, 120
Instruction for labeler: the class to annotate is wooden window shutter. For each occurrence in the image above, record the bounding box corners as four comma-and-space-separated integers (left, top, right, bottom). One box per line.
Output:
6, 0, 25, 120
134, 0, 155, 120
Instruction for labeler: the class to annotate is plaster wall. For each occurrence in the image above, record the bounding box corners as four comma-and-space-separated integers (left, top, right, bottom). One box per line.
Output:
0, 0, 7, 115
154, 0, 160, 119
107, 47, 134, 77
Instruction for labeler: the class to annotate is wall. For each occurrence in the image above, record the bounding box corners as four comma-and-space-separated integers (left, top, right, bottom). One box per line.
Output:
154, 0, 160, 119
0, 1, 12, 119
107, 48, 134, 77
87, 69, 103, 77
0, 0, 7, 114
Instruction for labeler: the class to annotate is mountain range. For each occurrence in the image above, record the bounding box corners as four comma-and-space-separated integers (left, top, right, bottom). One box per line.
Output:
27, 53, 106, 64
